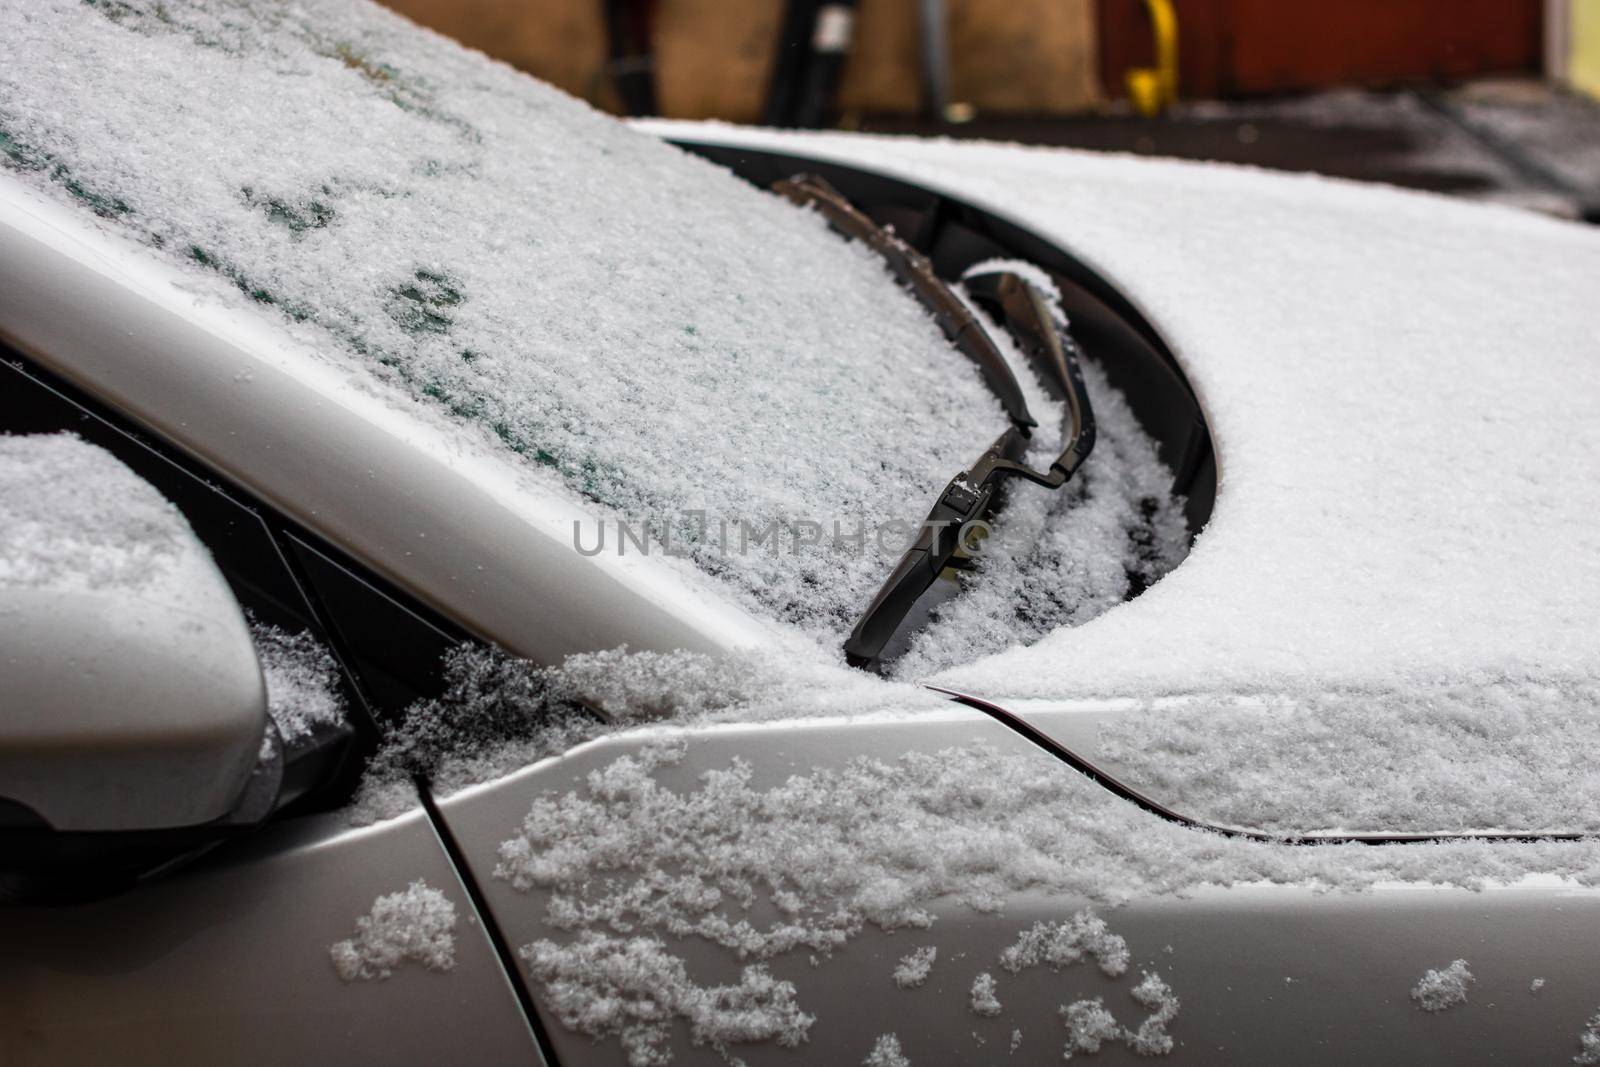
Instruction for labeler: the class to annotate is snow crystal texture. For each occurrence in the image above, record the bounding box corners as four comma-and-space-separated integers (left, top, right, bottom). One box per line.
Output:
1055, 973, 1180, 1060
1061, 998, 1121, 1057
1411, 959, 1474, 1012
892, 946, 937, 989
0, 0, 1187, 655
864, 1033, 909, 1067
999, 914, 1130, 977
349, 643, 950, 821
521, 932, 812, 1066
0, 433, 185, 592
1576, 1008, 1600, 1065
329, 879, 458, 981
251, 623, 346, 744
969, 972, 1002, 1017
643, 105, 1600, 831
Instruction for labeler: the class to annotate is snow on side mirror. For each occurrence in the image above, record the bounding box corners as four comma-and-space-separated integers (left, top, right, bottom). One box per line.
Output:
0, 433, 269, 835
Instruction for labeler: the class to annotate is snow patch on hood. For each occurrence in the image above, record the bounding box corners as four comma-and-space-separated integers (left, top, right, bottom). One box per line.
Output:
484, 729, 1600, 1061
520, 932, 812, 1067
892, 946, 937, 989
1410, 959, 1474, 1012
1096, 678, 1600, 834
329, 879, 458, 981
641, 113, 1600, 834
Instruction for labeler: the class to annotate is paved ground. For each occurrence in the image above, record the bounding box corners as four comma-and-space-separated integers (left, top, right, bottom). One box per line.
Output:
857, 81, 1600, 223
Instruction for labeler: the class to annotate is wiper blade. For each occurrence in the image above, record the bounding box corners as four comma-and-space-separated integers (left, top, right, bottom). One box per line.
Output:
772, 175, 1096, 669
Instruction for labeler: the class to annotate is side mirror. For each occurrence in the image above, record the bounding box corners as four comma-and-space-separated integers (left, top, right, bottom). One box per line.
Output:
1, 435, 278, 897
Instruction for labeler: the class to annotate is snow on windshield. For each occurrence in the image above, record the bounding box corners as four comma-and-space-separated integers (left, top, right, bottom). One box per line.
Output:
0, 0, 1181, 655
775, 129, 1600, 700
888, 357, 1187, 678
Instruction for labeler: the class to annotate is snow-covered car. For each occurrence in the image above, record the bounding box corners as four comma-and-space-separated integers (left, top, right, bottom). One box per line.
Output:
4, 2, 1600, 1065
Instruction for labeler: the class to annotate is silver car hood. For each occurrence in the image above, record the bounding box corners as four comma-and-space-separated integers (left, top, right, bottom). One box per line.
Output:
644, 122, 1600, 839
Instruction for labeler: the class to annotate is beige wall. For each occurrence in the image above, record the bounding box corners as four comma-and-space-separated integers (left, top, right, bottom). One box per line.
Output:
1571, 0, 1600, 98
380, 0, 1100, 119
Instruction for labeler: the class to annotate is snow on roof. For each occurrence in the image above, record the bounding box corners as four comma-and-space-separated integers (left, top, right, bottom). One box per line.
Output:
0, 0, 1181, 657
641, 117, 1600, 829
0, 433, 186, 593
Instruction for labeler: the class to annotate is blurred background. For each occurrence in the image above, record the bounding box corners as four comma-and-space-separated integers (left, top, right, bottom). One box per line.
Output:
382, 0, 1600, 220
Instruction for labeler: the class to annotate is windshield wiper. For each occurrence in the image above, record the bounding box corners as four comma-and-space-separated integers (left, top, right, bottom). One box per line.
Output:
773, 175, 1096, 669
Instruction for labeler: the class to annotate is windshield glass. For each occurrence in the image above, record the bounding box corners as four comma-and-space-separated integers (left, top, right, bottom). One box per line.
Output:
0, 0, 1186, 666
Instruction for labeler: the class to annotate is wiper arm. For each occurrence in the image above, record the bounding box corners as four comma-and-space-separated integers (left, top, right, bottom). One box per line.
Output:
773, 174, 1035, 428
965, 268, 1097, 490
772, 175, 1096, 669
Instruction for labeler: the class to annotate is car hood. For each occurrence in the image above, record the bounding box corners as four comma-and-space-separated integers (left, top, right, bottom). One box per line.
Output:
647, 120, 1600, 837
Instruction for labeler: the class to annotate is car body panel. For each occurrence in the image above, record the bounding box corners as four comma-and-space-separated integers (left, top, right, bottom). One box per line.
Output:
434, 711, 1600, 1066
0, 803, 543, 1066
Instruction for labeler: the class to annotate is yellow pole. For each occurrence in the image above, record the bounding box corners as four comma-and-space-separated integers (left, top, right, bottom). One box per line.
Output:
1127, 0, 1179, 117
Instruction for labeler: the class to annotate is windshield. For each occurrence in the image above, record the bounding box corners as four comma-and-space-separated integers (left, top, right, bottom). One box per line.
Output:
0, 0, 1187, 668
